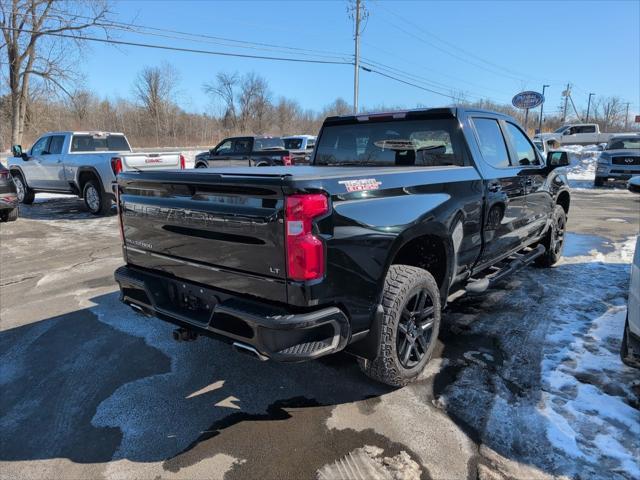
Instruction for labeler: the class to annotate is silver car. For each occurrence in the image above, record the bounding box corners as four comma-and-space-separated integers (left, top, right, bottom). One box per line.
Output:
621, 236, 640, 368
595, 135, 640, 187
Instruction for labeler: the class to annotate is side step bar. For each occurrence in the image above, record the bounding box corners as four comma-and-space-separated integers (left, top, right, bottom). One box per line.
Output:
466, 244, 546, 294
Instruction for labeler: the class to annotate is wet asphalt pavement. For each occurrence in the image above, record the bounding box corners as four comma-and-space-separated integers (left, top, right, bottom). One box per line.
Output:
1, 188, 639, 480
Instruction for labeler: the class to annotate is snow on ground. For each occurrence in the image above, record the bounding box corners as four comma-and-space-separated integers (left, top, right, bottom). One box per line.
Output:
440, 234, 640, 479
561, 144, 601, 182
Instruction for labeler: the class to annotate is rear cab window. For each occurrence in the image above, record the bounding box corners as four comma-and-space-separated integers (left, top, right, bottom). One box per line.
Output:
71, 134, 130, 152
254, 138, 285, 151
283, 138, 303, 150
314, 118, 467, 167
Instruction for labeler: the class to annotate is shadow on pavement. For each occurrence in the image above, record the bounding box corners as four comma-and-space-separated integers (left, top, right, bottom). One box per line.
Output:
0, 292, 403, 478
17, 195, 116, 221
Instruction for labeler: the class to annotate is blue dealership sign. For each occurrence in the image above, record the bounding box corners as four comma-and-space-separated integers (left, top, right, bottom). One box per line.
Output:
512, 91, 544, 110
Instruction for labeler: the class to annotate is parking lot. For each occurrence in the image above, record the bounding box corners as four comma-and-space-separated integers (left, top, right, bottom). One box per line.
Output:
1, 187, 639, 480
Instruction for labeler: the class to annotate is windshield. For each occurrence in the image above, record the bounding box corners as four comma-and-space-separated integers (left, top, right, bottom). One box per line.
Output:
283, 138, 303, 150
606, 138, 640, 150
314, 118, 465, 167
254, 138, 284, 150
554, 126, 569, 134
71, 134, 130, 152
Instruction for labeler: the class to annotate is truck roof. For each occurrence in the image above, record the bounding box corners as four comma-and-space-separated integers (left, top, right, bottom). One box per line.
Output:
282, 135, 316, 139
323, 106, 513, 125
40, 131, 126, 136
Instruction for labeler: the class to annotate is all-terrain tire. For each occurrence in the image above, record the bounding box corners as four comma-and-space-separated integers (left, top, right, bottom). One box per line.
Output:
12, 172, 35, 205
83, 178, 111, 215
594, 176, 605, 187
1, 208, 18, 222
359, 264, 441, 387
536, 204, 567, 268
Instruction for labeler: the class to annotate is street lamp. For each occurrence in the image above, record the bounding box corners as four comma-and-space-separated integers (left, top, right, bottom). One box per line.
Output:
538, 84, 550, 134
586, 93, 595, 122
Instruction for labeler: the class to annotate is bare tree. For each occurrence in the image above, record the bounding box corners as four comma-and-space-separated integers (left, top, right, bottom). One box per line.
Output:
593, 96, 624, 132
1, 0, 113, 145
203, 72, 238, 130
133, 63, 179, 145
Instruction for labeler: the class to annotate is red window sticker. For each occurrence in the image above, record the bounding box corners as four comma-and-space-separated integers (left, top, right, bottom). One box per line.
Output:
338, 178, 382, 192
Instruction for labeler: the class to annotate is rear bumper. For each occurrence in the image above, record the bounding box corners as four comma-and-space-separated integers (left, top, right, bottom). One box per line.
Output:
114, 265, 350, 361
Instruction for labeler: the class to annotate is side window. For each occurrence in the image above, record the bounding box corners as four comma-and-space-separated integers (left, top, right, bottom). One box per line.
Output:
582, 125, 596, 133
234, 139, 251, 154
48, 136, 65, 154
504, 122, 539, 166
31, 136, 51, 156
215, 140, 233, 155
472, 118, 510, 168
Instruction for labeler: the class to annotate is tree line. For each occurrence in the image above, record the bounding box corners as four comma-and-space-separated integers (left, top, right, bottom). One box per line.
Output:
2, 1, 636, 151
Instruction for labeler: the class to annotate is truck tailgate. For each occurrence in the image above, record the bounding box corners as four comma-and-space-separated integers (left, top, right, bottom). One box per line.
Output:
121, 152, 181, 171
118, 170, 288, 303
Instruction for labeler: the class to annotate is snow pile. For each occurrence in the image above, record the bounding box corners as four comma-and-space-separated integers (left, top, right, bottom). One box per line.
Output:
539, 236, 640, 478
559, 144, 601, 182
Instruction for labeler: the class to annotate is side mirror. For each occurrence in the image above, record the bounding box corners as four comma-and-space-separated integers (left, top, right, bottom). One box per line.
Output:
11, 144, 22, 157
547, 151, 569, 167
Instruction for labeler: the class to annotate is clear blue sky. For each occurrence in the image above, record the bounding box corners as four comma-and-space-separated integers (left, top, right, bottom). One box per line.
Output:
82, 0, 640, 117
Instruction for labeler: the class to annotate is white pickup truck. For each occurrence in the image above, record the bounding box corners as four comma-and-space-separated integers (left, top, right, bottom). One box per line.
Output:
534, 123, 628, 147
9, 131, 185, 215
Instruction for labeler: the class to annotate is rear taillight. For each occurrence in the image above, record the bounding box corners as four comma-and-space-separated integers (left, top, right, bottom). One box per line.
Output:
282, 154, 292, 166
0, 171, 9, 180
111, 157, 123, 175
285, 194, 328, 281
179, 154, 186, 169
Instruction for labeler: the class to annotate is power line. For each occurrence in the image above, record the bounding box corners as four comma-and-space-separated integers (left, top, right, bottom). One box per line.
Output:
380, 1, 556, 81
0, 27, 352, 65
360, 65, 459, 100
4, 6, 353, 60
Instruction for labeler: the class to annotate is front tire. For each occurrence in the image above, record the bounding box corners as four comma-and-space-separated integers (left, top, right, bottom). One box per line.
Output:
536, 204, 567, 268
594, 176, 605, 187
12, 173, 35, 205
359, 265, 441, 387
83, 178, 111, 215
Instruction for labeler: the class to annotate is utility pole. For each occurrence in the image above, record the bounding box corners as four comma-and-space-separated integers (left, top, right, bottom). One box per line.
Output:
562, 83, 571, 123
353, 0, 362, 114
538, 84, 550, 133
586, 93, 595, 122
625, 102, 631, 129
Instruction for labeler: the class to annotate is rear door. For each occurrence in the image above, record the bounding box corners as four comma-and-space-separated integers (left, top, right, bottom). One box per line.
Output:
470, 117, 529, 266
230, 137, 253, 166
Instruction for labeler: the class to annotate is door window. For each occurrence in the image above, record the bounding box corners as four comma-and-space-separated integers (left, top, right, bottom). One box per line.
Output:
48, 136, 65, 154
234, 139, 252, 154
215, 140, 233, 155
581, 125, 596, 133
504, 122, 540, 166
31, 137, 51, 156
472, 118, 510, 168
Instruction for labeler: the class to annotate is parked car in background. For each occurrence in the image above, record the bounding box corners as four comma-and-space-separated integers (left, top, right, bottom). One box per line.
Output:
114, 106, 571, 386
594, 135, 640, 186
282, 135, 316, 164
534, 123, 630, 147
0, 164, 18, 222
621, 236, 640, 368
628, 176, 640, 193
194, 136, 305, 168
9, 131, 185, 215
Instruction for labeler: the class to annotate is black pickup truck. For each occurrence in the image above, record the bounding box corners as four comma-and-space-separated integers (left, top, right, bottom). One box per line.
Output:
194, 136, 304, 168
115, 107, 571, 386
